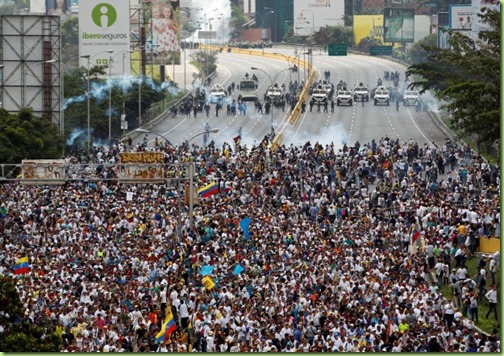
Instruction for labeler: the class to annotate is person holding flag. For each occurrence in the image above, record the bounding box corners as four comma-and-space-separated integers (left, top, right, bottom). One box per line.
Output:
410, 224, 421, 253
13, 256, 30, 275
155, 307, 177, 344
233, 127, 242, 148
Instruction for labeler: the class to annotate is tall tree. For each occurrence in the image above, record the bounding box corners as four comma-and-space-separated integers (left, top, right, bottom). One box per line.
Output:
407, 34, 437, 65
61, 16, 79, 65
0, 276, 61, 351
229, 3, 248, 40
406, 8, 500, 145
0, 108, 64, 163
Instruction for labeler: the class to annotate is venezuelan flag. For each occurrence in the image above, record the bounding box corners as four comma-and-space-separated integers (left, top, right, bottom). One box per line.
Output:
198, 181, 218, 198
411, 229, 421, 244
13, 257, 30, 275
155, 309, 177, 344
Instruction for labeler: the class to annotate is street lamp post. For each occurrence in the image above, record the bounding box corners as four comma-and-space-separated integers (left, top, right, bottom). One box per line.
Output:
301, 8, 315, 37
134, 128, 219, 235
81, 55, 91, 155
187, 128, 219, 231
139, 75, 142, 127
205, 16, 222, 77
262, 11, 275, 42
108, 53, 113, 143
134, 129, 182, 238
79, 49, 113, 156
296, 27, 314, 81
264, 7, 276, 43
251, 66, 293, 138
0, 64, 4, 108
120, 50, 134, 118
273, 52, 295, 82
301, 8, 315, 72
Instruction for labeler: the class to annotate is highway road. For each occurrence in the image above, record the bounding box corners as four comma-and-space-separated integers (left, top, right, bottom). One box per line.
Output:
137, 47, 449, 150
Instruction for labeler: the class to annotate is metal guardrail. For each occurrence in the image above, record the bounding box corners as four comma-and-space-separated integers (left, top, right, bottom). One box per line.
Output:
0, 162, 191, 183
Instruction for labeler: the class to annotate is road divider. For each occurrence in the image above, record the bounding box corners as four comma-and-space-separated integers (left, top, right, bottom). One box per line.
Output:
202, 45, 314, 150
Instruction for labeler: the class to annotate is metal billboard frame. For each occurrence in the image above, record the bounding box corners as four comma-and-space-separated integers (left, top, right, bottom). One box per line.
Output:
0, 15, 61, 129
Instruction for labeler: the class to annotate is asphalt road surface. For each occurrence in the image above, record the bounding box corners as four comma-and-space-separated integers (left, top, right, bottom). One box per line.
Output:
135, 47, 449, 150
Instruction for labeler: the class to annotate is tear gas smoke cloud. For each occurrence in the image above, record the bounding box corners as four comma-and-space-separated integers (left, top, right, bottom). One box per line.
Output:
64, 75, 182, 108
188, 0, 232, 43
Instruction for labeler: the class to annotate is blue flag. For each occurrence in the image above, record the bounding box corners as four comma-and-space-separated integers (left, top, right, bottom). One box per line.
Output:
240, 217, 252, 240
199, 265, 214, 276
233, 264, 245, 275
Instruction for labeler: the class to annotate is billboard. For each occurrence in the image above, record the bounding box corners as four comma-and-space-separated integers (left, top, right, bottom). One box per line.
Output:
1, 16, 62, 128
46, 0, 73, 19
294, 0, 345, 36
449, 4, 473, 30
353, 15, 384, 46
79, 0, 131, 76
383, 8, 415, 43
147, 0, 181, 55
118, 152, 166, 183
22, 160, 66, 185
471, 0, 500, 36
30, 0, 45, 14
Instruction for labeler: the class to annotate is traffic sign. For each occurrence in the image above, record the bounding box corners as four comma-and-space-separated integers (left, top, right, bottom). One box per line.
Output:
370, 46, 393, 56
328, 43, 347, 56
198, 31, 217, 39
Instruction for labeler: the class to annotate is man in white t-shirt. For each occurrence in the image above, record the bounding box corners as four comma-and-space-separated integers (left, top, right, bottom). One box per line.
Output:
159, 286, 167, 319
434, 260, 444, 289
485, 285, 498, 321
489, 257, 497, 285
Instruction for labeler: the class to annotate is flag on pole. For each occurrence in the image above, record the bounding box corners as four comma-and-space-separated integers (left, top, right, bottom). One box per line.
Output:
240, 217, 252, 240
198, 181, 218, 198
13, 257, 30, 275
155, 309, 177, 344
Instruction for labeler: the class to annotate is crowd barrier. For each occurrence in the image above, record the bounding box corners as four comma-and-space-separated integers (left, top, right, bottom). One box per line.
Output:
478, 237, 501, 253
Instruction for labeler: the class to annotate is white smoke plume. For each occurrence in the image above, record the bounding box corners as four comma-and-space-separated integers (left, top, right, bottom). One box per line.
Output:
187, 0, 232, 43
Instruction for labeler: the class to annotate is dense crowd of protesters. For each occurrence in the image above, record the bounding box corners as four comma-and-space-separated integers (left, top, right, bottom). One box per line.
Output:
0, 134, 500, 352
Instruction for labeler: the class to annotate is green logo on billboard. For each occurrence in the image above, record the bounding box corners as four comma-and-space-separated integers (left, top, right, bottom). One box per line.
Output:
91, 3, 117, 28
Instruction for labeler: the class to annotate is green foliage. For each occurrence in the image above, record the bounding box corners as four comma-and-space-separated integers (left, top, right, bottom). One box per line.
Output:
357, 36, 383, 52
316, 26, 354, 47
63, 65, 166, 143
229, 3, 248, 40
406, 8, 500, 146
192, 50, 218, 77
61, 16, 79, 65
0, 3, 15, 15
0, 108, 64, 163
0, 276, 61, 352
408, 34, 437, 65
0, 275, 23, 324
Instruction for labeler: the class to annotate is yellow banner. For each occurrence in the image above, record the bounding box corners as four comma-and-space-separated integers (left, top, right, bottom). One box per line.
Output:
202, 276, 216, 290
119, 152, 165, 164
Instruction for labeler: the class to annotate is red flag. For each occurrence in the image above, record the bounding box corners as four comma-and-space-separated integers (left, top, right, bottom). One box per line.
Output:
385, 317, 392, 343
412, 229, 421, 244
